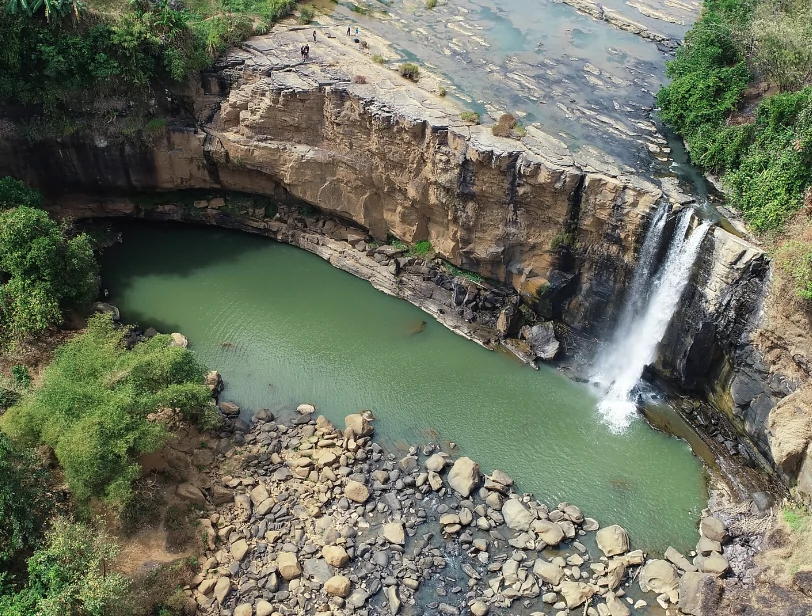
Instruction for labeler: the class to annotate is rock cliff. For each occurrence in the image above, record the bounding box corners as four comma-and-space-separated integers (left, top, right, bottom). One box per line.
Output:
0, 28, 805, 495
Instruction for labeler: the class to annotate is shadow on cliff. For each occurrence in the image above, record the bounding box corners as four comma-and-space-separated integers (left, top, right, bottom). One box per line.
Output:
98, 219, 274, 333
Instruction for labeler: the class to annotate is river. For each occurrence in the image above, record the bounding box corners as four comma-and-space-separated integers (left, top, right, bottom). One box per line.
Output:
100, 221, 706, 554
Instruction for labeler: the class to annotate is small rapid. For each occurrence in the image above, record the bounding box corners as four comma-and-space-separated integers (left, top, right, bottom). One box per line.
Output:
595, 207, 712, 432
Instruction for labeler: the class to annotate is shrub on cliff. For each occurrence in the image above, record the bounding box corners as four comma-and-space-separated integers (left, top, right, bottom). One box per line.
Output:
298, 4, 315, 23
0, 178, 42, 211
1, 314, 218, 513
0, 205, 99, 344
399, 63, 420, 81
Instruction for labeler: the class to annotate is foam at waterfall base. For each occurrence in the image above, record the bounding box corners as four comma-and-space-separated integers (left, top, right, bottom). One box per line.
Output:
597, 396, 639, 434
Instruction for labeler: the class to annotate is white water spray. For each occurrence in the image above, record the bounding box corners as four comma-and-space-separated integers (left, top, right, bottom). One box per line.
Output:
595, 209, 711, 432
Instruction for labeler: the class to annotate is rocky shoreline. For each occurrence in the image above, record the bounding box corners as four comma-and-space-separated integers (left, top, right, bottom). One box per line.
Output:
169, 385, 753, 616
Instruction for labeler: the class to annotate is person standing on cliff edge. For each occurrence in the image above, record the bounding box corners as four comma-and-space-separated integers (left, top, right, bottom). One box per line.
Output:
347, 26, 351, 36
313, 30, 317, 41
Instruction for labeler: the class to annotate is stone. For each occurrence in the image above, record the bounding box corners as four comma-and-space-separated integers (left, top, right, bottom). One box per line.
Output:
303, 558, 332, 584
385, 585, 401, 615
605, 592, 630, 616
665, 546, 697, 572
255, 497, 275, 517
234, 604, 252, 616
698, 552, 729, 575
297, 403, 316, 414
398, 455, 419, 473
490, 469, 514, 486
323, 545, 350, 568
425, 453, 446, 472
176, 482, 206, 506
471, 601, 489, 616
696, 535, 722, 555
220, 401, 240, 416
170, 332, 189, 347
250, 484, 269, 506
559, 581, 594, 608
531, 519, 565, 546
496, 302, 522, 338
679, 572, 722, 615
324, 575, 352, 597
344, 480, 370, 503
214, 577, 231, 604
525, 322, 560, 360
639, 559, 679, 603
383, 522, 405, 545
92, 302, 120, 321
256, 600, 274, 616
502, 499, 535, 531
596, 525, 629, 557
205, 370, 223, 395
448, 457, 480, 496
533, 559, 564, 585
277, 552, 301, 580
699, 517, 728, 543
345, 413, 374, 437
231, 539, 250, 561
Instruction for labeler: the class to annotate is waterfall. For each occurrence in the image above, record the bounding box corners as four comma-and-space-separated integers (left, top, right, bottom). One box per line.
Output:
594, 208, 711, 432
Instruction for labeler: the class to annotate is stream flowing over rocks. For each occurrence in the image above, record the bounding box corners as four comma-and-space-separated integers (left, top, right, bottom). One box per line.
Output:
178, 390, 736, 616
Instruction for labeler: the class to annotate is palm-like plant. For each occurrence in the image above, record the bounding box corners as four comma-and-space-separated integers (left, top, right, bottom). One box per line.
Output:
5, 0, 83, 20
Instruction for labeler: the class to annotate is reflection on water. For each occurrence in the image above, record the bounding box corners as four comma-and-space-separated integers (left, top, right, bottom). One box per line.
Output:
102, 222, 707, 553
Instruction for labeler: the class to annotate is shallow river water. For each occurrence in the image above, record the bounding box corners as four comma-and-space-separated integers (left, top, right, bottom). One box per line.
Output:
101, 222, 706, 554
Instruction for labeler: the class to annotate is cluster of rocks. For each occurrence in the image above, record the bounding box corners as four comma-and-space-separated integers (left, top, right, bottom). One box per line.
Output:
168, 400, 735, 616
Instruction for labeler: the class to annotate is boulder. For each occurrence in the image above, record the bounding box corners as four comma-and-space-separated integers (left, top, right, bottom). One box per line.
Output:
525, 322, 559, 361
322, 545, 350, 568
470, 601, 489, 616
639, 559, 679, 603
496, 301, 522, 338
92, 302, 120, 321
385, 585, 401, 614
205, 370, 223, 396
679, 572, 722, 616
256, 600, 274, 616
297, 403, 316, 414
502, 499, 535, 531
596, 525, 629, 557
277, 552, 301, 581
665, 546, 697, 572
448, 457, 480, 497
230, 539, 250, 561
383, 522, 405, 545
490, 469, 514, 486
697, 552, 729, 575
344, 480, 370, 503
345, 413, 374, 437
220, 401, 240, 416
176, 483, 206, 506
250, 484, 269, 506
531, 519, 565, 546
605, 592, 630, 616
324, 575, 352, 597
170, 333, 189, 347
699, 516, 728, 543
214, 577, 231, 604
303, 558, 332, 584
233, 604, 252, 616
533, 559, 564, 585
255, 497, 275, 517
425, 453, 447, 472
559, 580, 594, 608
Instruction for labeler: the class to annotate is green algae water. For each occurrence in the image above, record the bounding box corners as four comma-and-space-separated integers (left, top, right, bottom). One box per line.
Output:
101, 222, 706, 553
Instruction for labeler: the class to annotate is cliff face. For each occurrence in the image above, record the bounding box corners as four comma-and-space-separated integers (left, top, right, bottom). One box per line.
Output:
0, 29, 803, 493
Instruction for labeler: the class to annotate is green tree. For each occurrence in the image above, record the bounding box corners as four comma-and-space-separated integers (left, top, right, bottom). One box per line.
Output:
1, 314, 218, 511
0, 205, 99, 342
0, 518, 128, 616
0, 178, 42, 211
0, 433, 52, 565
751, 0, 812, 92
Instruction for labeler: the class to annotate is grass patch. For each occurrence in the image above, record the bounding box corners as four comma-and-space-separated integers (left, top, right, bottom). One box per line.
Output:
460, 110, 480, 124
399, 63, 420, 81
425, 0, 437, 7
438, 85, 446, 97
784, 505, 808, 533
550, 231, 576, 250
410, 240, 433, 257
372, 54, 386, 64
443, 260, 482, 283
298, 3, 315, 23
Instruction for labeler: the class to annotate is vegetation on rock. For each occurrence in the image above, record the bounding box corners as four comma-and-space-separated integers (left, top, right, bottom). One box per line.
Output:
460, 110, 480, 124
399, 62, 420, 81
1, 314, 217, 513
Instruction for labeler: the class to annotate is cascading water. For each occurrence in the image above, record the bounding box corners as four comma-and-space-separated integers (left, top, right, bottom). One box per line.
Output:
595, 208, 712, 432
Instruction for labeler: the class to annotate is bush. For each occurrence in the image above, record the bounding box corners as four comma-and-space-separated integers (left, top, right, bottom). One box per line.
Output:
410, 240, 433, 257
0, 205, 99, 344
0, 518, 128, 616
460, 110, 480, 124
0, 433, 52, 566
371, 54, 385, 64
492, 113, 517, 137
751, 0, 812, 92
0, 178, 42, 211
438, 85, 446, 96
351, 75, 367, 84
1, 314, 218, 512
425, 0, 437, 7
399, 62, 420, 81
298, 4, 314, 24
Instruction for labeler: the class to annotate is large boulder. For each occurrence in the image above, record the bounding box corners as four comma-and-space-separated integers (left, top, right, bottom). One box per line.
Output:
531, 519, 565, 546
250, 484, 269, 506
523, 322, 560, 361
213, 577, 231, 604
559, 581, 594, 608
230, 539, 250, 561
205, 370, 223, 396
496, 300, 523, 338
533, 559, 564, 585
233, 604, 252, 616
322, 545, 350, 568
767, 390, 812, 479
502, 499, 535, 531
324, 575, 352, 597
639, 559, 679, 603
679, 572, 722, 615
170, 332, 189, 347
596, 525, 629, 557
699, 516, 728, 543
220, 401, 240, 416
345, 413, 374, 437
344, 480, 370, 503
448, 457, 480, 497
176, 483, 206, 506
383, 522, 405, 545
277, 552, 301, 581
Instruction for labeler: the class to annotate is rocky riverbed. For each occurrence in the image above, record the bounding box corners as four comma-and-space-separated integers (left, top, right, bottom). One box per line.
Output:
171, 384, 744, 616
